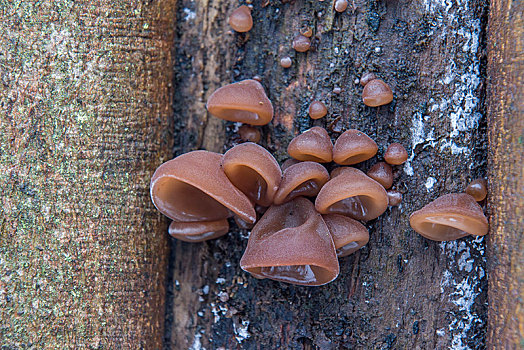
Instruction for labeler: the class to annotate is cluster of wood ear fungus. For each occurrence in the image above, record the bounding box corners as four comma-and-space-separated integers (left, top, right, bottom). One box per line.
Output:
151, 80, 489, 286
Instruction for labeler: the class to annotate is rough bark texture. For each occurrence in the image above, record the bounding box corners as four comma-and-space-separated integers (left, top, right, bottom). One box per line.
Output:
166, 0, 490, 349
486, 0, 524, 347
0, 1, 175, 348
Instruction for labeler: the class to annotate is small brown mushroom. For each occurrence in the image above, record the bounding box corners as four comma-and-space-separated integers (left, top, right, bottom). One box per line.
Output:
315, 167, 388, 221
334, 0, 348, 13
281, 158, 301, 171
293, 35, 311, 52
384, 143, 408, 165
300, 27, 313, 37
465, 178, 487, 202
387, 190, 402, 206
228, 5, 253, 32
273, 162, 330, 205
333, 129, 378, 165
359, 72, 377, 87
169, 219, 229, 242
367, 162, 393, 189
150, 151, 256, 224
409, 193, 489, 241
238, 125, 261, 143
288, 127, 333, 163
222, 142, 282, 207
322, 214, 369, 257
280, 56, 292, 68
362, 79, 393, 107
206, 79, 273, 125
240, 197, 339, 286
308, 100, 328, 119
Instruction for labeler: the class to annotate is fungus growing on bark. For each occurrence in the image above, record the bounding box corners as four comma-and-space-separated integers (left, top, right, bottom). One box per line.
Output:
300, 27, 313, 37
240, 198, 339, 286
334, 0, 348, 13
228, 5, 253, 32
168, 220, 229, 242
222, 142, 282, 207
150, 151, 256, 241
288, 126, 333, 163
308, 100, 328, 119
387, 190, 402, 206
362, 79, 393, 107
359, 72, 377, 86
465, 178, 488, 202
332, 129, 377, 165
280, 56, 292, 68
238, 125, 261, 143
367, 162, 393, 189
322, 214, 369, 257
384, 143, 408, 165
206, 79, 273, 125
315, 167, 388, 221
281, 158, 301, 171
273, 162, 329, 205
409, 193, 489, 241
293, 34, 311, 52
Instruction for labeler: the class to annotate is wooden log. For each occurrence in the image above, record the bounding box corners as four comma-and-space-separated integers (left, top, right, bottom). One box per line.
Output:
486, 0, 524, 346
166, 0, 490, 348
0, 1, 175, 348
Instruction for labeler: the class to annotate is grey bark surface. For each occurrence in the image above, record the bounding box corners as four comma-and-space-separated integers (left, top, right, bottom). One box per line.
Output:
0, 1, 175, 348
167, 0, 490, 349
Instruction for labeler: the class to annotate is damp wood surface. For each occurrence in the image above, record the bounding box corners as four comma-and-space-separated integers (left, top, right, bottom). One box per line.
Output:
0, 1, 176, 348
486, 0, 524, 347
167, 0, 491, 349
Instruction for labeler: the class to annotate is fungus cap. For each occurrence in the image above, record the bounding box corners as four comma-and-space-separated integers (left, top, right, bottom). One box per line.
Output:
360, 72, 377, 87
288, 127, 333, 163
409, 193, 489, 241
334, 0, 348, 12
206, 79, 273, 125
308, 101, 328, 119
322, 214, 369, 257
150, 150, 256, 224
293, 35, 311, 52
238, 125, 261, 143
362, 79, 393, 107
222, 142, 282, 207
367, 162, 393, 189
281, 158, 301, 171
240, 197, 339, 286
333, 129, 378, 165
273, 162, 329, 205
384, 143, 408, 165
228, 5, 253, 32
168, 219, 229, 242
387, 190, 402, 206
315, 167, 388, 221
465, 179, 487, 202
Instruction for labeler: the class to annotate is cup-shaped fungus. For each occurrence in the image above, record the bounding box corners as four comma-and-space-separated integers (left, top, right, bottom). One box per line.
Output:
387, 190, 402, 206
238, 125, 261, 143
240, 197, 339, 286
359, 72, 377, 87
333, 129, 378, 165
315, 167, 388, 221
222, 142, 282, 207
206, 79, 273, 125
322, 214, 369, 257
273, 162, 329, 205
288, 127, 333, 163
367, 162, 393, 189
465, 178, 488, 202
409, 193, 489, 241
362, 79, 393, 107
150, 151, 256, 241
228, 5, 253, 32
281, 158, 301, 171
384, 143, 408, 165
334, 0, 348, 12
293, 34, 311, 52
168, 219, 230, 242
308, 101, 328, 119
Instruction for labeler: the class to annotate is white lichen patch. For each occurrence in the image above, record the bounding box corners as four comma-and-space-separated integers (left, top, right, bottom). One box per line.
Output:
233, 319, 251, 343
425, 177, 437, 191
189, 333, 203, 350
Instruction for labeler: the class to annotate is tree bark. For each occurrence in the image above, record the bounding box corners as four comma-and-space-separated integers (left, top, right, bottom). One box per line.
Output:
166, 0, 490, 349
0, 1, 175, 348
486, 0, 524, 347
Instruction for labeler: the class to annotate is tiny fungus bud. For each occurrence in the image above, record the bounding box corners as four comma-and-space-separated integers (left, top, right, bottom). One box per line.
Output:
238, 125, 261, 143
465, 178, 488, 202
280, 56, 292, 68
367, 162, 393, 189
293, 35, 311, 52
360, 72, 377, 86
288, 127, 333, 163
384, 143, 408, 165
228, 5, 253, 32
387, 190, 402, 206
362, 79, 393, 107
308, 100, 328, 119
334, 0, 348, 13
300, 27, 313, 37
